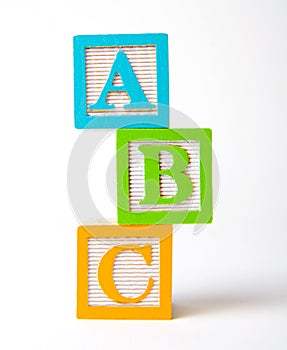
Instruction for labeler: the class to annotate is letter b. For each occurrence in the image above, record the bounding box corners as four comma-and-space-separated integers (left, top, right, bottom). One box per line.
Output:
138, 144, 193, 206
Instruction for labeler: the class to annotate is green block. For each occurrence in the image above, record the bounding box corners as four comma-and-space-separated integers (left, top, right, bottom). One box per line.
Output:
117, 129, 213, 225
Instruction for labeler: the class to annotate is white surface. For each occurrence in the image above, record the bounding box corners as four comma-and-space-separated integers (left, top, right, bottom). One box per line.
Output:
89, 132, 118, 222
0, 1, 287, 350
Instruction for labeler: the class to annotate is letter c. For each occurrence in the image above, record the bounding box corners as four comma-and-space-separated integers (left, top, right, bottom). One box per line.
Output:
98, 244, 154, 303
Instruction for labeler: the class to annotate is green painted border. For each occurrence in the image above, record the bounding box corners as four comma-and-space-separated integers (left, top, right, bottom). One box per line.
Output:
117, 129, 213, 225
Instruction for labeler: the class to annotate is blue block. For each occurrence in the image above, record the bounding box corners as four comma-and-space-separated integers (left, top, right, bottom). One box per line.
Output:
74, 34, 169, 129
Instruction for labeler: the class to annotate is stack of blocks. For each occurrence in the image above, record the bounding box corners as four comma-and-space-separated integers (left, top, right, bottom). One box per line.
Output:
73, 34, 213, 319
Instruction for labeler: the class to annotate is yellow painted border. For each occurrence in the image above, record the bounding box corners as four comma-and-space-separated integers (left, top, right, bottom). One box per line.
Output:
77, 225, 172, 320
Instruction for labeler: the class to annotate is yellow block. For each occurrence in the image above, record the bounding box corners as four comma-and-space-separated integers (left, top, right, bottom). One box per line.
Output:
77, 225, 172, 320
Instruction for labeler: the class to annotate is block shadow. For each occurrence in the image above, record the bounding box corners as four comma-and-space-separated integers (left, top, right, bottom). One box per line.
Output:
173, 291, 287, 319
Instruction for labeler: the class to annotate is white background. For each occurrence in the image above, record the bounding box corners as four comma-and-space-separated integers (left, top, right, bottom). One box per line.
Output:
0, 1, 287, 349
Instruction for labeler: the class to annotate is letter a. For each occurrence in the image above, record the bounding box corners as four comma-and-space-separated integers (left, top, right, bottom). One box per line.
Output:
89, 51, 155, 110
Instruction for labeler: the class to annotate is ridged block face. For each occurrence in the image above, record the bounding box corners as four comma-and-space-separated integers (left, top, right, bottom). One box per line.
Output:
88, 237, 160, 307
85, 45, 157, 117
128, 140, 201, 212
74, 34, 169, 129
77, 225, 172, 319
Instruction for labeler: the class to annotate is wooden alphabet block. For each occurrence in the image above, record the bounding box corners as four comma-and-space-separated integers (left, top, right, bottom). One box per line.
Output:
73, 34, 169, 129
77, 225, 172, 319
117, 128, 213, 225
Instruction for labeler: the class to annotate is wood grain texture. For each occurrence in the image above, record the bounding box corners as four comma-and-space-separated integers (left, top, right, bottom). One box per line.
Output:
85, 45, 157, 116
88, 237, 160, 306
128, 141, 201, 212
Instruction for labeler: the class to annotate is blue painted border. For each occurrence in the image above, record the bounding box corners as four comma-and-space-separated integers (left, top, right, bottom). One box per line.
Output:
73, 34, 169, 129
